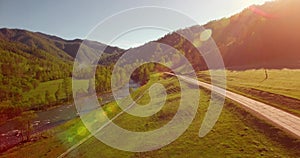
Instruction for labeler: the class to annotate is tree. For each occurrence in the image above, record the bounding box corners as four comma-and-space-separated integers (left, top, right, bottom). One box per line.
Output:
98, 96, 103, 103
32, 79, 40, 89
87, 79, 95, 94
45, 90, 55, 106
263, 68, 269, 81
36, 94, 44, 110
142, 68, 150, 85
129, 87, 134, 95
55, 83, 64, 102
62, 78, 71, 102
16, 111, 37, 142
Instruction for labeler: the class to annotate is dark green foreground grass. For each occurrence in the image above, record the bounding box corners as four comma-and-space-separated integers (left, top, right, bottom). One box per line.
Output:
2, 76, 299, 157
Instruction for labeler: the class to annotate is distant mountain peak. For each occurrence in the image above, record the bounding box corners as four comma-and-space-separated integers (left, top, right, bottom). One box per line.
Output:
0, 28, 125, 64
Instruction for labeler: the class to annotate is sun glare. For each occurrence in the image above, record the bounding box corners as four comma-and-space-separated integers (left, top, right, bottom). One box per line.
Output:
235, 0, 272, 10
248, 0, 272, 5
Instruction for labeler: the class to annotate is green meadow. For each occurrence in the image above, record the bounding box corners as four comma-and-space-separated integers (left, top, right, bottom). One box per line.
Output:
2, 75, 299, 157
198, 69, 300, 116
23, 78, 89, 104
23, 79, 64, 103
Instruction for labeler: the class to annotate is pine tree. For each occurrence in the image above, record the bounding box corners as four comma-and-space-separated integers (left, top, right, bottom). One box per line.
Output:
45, 90, 51, 106
62, 78, 71, 102
87, 79, 95, 94
55, 83, 64, 102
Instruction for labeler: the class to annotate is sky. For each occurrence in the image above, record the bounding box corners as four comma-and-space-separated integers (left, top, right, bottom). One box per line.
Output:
0, 0, 272, 49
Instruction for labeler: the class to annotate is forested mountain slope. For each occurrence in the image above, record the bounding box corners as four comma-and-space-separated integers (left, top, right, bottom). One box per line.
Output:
150, 0, 300, 70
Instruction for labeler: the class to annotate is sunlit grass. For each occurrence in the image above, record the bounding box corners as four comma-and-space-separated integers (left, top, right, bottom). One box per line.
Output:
3, 75, 298, 157
198, 69, 300, 99
23, 78, 89, 104
198, 69, 300, 116
66, 77, 297, 157
24, 79, 64, 102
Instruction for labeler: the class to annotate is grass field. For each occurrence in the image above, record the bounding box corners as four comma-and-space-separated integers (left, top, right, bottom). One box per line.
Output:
2, 75, 299, 157
24, 79, 64, 103
198, 69, 300, 116
23, 78, 89, 104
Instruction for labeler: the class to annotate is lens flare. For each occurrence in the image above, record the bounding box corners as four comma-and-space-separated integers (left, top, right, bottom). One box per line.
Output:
249, 6, 277, 18
67, 137, 74, 143
73, 7, 226, 152
200, 29, 212, 42
106, 106, 115, 113
77, 126, 87, 136
96, 111, 107, 122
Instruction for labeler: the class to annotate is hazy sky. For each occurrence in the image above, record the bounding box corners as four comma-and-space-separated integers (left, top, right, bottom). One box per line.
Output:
0, 0, 271, 49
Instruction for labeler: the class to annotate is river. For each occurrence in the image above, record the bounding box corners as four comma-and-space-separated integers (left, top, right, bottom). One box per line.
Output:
0, 79, 140, 152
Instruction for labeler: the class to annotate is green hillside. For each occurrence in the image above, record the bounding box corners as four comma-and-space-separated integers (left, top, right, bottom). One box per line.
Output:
0, 28, 124, 121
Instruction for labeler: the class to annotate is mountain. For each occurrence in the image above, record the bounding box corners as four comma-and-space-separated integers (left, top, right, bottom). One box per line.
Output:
1, 0, 300, 107
0, 28, 124, 64
206, 0, 300, 69
2, 0, 300, 73
134, 0, 300, 70
0, 28, 124, 117
0, 27, 125, 84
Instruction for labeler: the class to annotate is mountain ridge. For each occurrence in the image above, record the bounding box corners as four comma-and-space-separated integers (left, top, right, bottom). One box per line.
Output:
0, 28, 124, 63
1, 0, 300, 71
